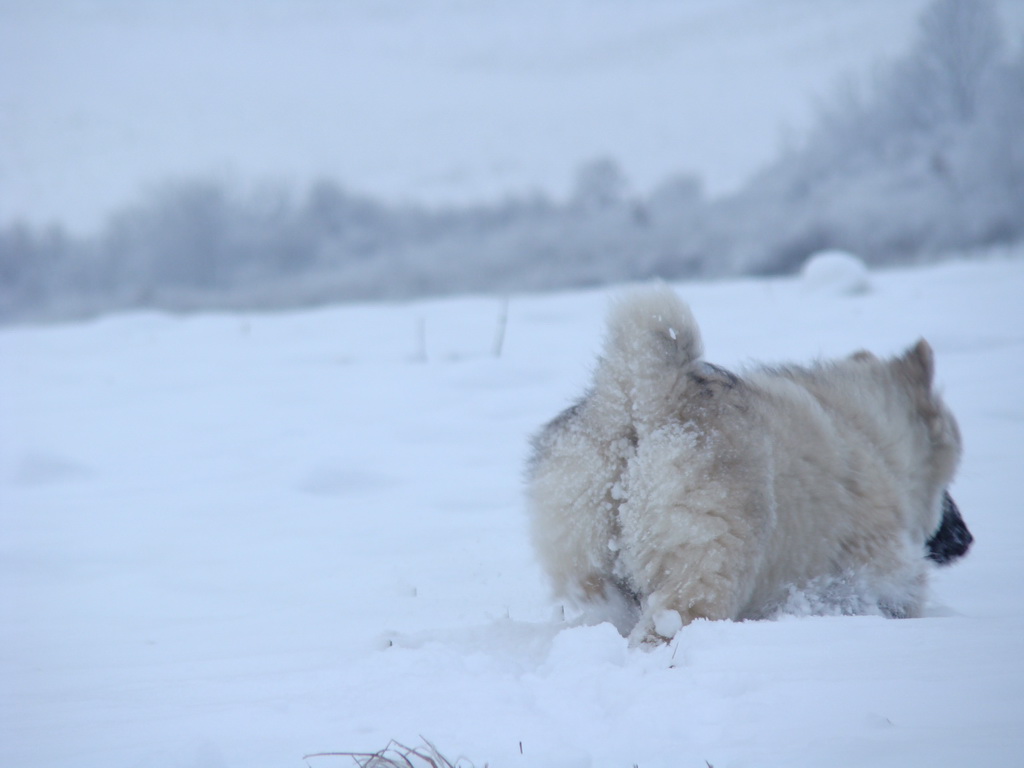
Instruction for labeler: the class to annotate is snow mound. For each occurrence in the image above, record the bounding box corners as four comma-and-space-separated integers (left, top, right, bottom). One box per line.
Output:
800, 250, 872, 296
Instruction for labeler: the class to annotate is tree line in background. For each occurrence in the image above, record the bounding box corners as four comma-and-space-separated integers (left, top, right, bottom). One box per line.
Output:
2, 0, 1022, 323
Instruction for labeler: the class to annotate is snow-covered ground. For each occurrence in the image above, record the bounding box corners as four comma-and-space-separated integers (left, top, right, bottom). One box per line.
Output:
2, 0, 951, 233
3, 249, 1023, 768
5, 1, 1024, 764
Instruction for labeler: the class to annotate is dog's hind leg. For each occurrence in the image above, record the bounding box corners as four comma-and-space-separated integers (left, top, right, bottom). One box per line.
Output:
527, 402, 635, 612
616, 424, 771, 645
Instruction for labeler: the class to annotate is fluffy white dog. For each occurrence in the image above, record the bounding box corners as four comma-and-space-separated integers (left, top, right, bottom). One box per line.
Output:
527, 287, 967, 644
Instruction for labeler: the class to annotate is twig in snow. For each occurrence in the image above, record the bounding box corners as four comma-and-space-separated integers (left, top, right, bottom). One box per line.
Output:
493, 296, 509, 358
304, 737, 482, 768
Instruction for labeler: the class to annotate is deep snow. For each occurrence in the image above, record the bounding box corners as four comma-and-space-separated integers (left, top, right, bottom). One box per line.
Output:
2, 249, 1024, 768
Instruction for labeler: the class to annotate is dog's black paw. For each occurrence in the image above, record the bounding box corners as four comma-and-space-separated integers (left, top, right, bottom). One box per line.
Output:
926, 491, 974, 565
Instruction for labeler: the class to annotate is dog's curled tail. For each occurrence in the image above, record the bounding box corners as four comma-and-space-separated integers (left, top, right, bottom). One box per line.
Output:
596, 285, 703, 428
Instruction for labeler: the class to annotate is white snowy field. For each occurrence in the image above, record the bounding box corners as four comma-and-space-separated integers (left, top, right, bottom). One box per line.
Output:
2, 250, 1024, 768
2, 0, 950, 233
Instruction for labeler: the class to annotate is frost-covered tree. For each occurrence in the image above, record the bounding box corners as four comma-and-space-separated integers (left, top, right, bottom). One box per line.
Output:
951, 36, 1024, 243
905, 0, 1003, 124
570, 157, 629, 211
801, 0, 1003, 179
720, 0, 1020, 274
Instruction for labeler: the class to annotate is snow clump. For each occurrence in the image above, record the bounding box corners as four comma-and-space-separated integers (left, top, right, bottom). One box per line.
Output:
800, 250, 871, 296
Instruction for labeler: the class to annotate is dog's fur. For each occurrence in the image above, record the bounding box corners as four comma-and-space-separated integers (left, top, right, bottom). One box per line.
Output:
527, 287, 966, 644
